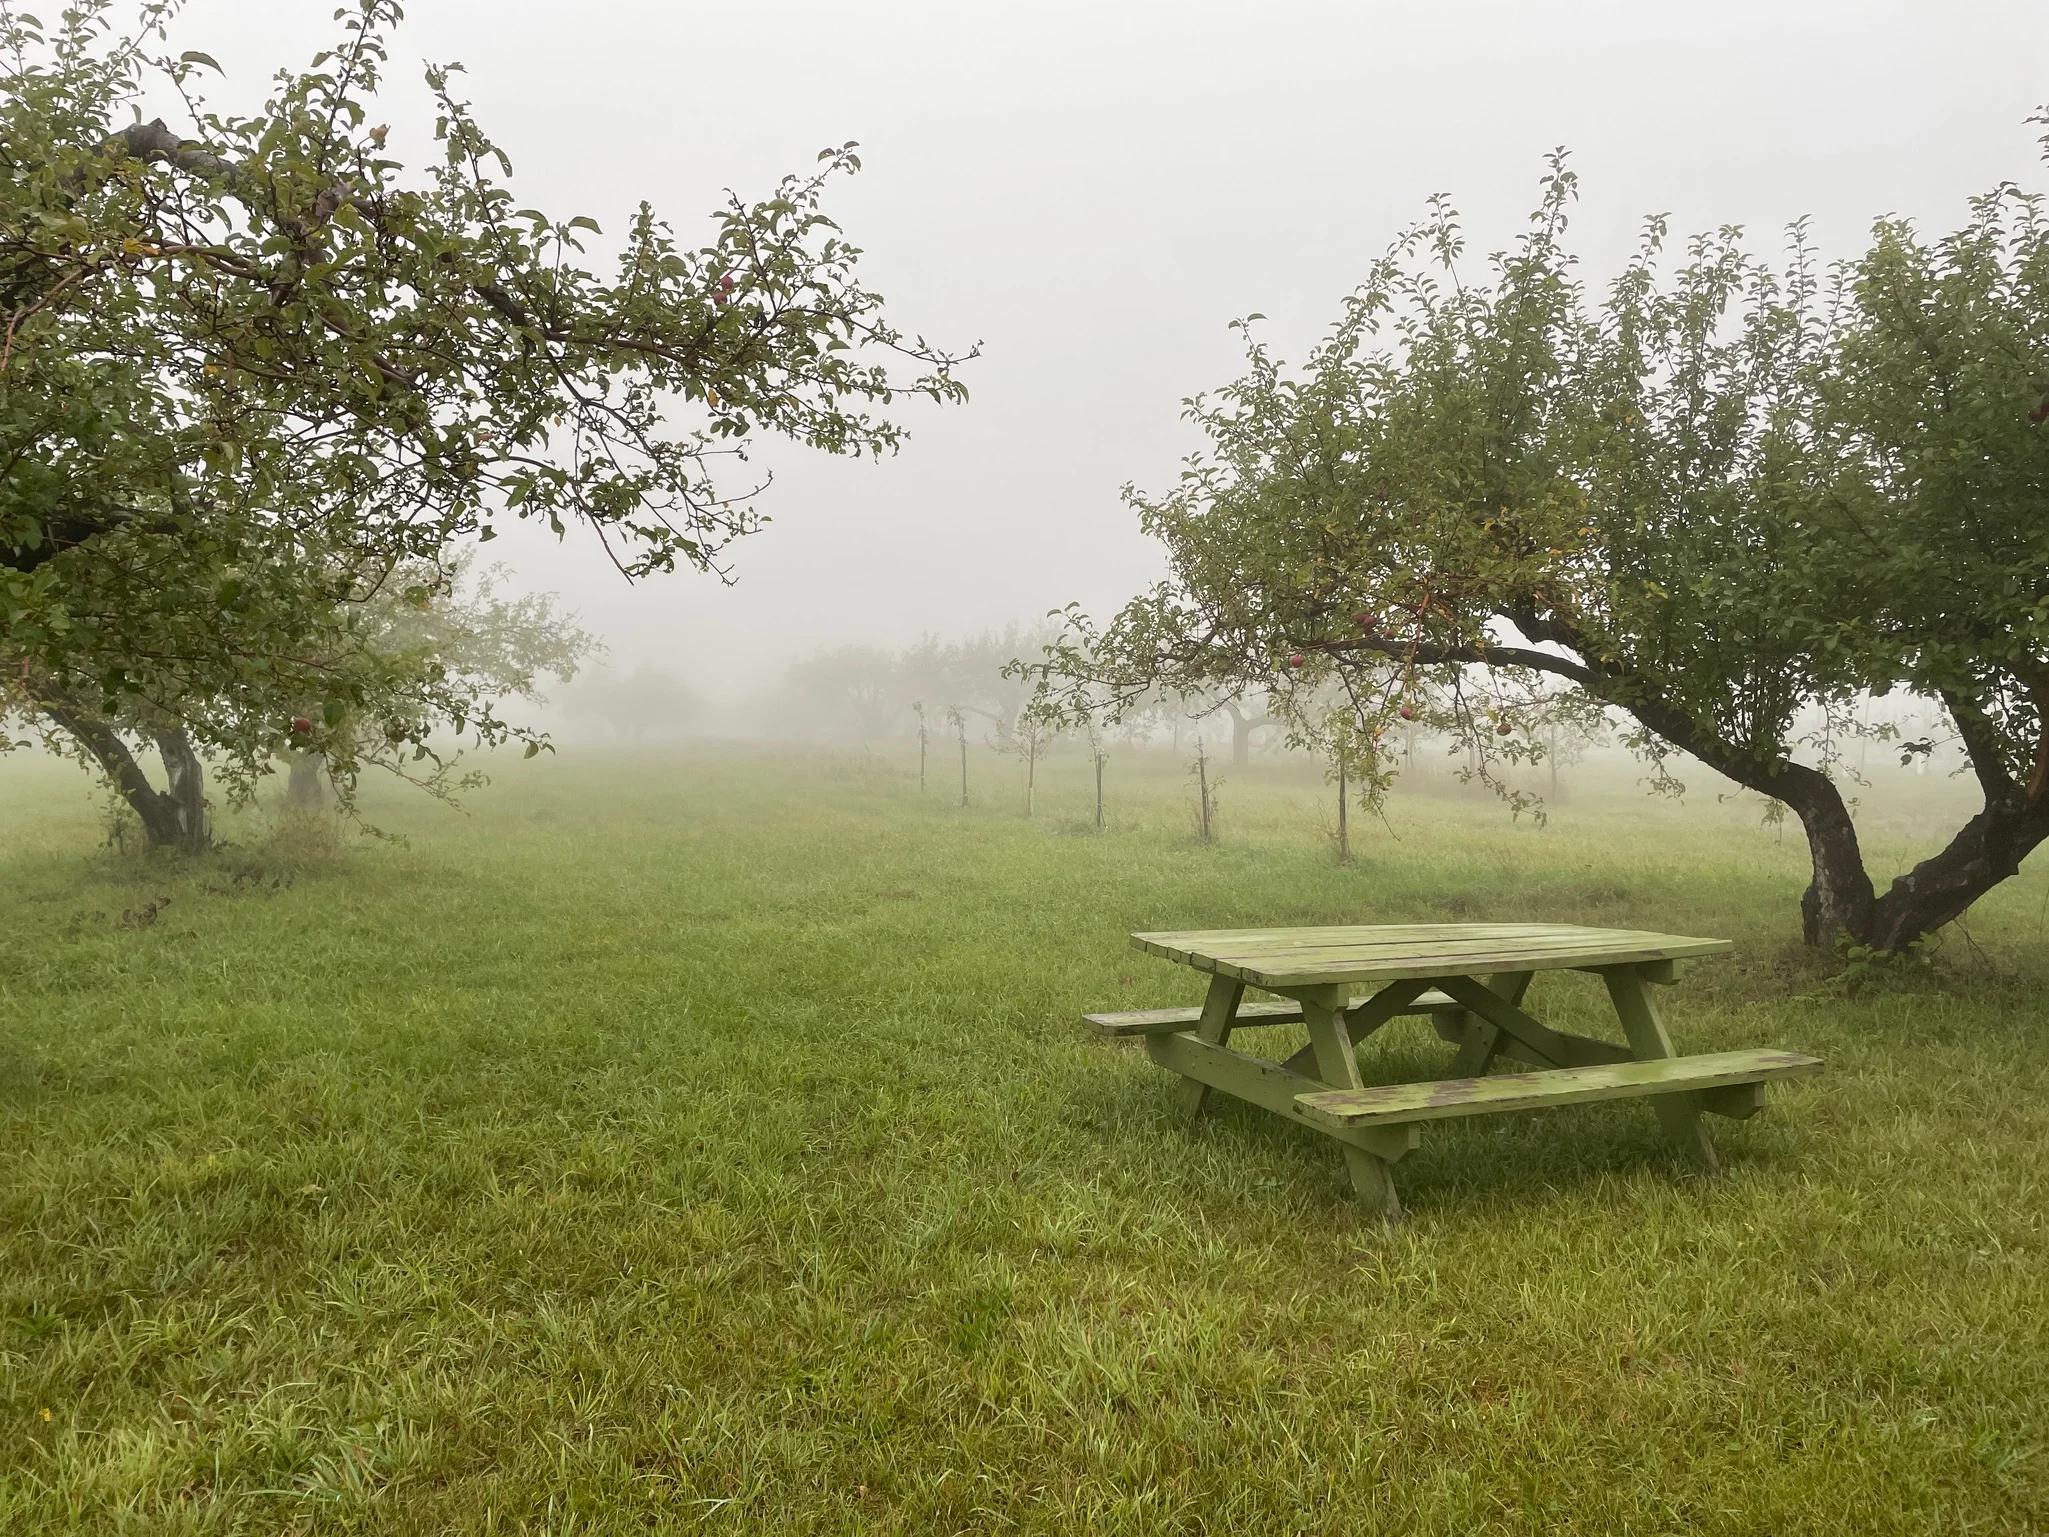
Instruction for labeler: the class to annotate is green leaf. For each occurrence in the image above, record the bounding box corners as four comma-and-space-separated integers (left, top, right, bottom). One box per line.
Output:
180, 50, 224, 73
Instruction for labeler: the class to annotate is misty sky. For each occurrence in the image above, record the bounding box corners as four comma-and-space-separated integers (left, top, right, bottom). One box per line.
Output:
170, 0, 2049, 695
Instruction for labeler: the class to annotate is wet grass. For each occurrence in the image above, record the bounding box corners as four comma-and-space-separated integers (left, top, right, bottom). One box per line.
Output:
0, 743, 2044, 1533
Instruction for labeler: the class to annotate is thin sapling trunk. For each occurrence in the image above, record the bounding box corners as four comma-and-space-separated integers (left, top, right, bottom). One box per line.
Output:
1193, 739, 1216, 844
1336, 751, 1351, 865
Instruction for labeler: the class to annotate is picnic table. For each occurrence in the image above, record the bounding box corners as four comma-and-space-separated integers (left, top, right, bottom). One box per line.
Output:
1086, 922, 1821, 1220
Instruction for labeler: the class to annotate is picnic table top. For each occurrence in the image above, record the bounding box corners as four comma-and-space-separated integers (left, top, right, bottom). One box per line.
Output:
1130, 922, 1732, 989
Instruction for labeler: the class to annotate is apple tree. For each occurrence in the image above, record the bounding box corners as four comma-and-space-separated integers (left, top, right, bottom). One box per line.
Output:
0, 0, 969, 847
1031, 145, 2049, 954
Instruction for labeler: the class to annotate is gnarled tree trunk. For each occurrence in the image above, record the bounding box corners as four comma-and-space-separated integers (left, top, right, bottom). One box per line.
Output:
42, 705, 212, 853
1745, 714, 2049, 952
1699, 731, 2047, 954
1366, 626, 2049, 955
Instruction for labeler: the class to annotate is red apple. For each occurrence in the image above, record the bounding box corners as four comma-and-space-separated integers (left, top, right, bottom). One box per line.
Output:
290, 716, 313, 735
1353, 611, 1377, 628
1288, 653, 1304, 668
1496, 721, 1513, 736
1398, 703, 1416, 721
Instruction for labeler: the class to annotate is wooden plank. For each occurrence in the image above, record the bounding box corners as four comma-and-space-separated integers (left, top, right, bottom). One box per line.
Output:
1085, 990, 1460, 1037
1448, 971, 1531, 1076
1143, 923, 1722, 945
1433, 974, 1617, 1071
1184, 923, 1713, 948
1130, 930, 1704, 979
1602, 964, 1719, 1168
1302, 988, 1405, 1218
1133, 924, 1733, 989
1218, 938, 1731, 988
1132, 922, 1579, 961
1292, 1049, 1824, 1130
1428, 1009, 1632, 1070
1142, 1031, 1419, 1162
1269, 978, 1454, 1075
1135, 921, 1608, 952
1179, 931, 1709, 964
1176, 974, 1243, 1119
1132, 923, 1733, 977
1490, 1028, 1633, 1071
1196, 934, 1647, 967
1343, 976, 1442, 1036
1699, 1081, 1766, 1119
1086, 997, 1304, 1036
1140, 932, 1722, 974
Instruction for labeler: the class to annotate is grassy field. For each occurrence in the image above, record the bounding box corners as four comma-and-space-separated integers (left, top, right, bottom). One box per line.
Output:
1, 741, 2045, 1534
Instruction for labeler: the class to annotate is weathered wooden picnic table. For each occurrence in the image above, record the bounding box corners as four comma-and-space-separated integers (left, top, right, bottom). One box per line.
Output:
1086, 922, 1821, 1219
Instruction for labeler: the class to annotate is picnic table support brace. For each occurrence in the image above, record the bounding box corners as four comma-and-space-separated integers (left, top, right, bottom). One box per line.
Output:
1448, 971, 1534, 1076
1301, 986, 1404, 1221
1433, 974, 1632, 1072
1275, 976, 1438, 1078
1176, 975, 1244, 1119
1601, 964, 1719, 1171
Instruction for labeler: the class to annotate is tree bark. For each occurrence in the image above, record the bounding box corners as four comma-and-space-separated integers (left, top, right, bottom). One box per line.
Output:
1864, 791, 2049, 951
1335, 624, 2049, 953
1764, 764, 1877, 947
1713, 722, 2049, 953
43, 706, 212, 852
1628, 711, 2049, 952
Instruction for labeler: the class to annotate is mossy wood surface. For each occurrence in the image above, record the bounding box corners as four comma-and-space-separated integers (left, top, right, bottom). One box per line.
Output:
1110, 922, 1817, 1209
1132, 922, 1734, 988
1086, 990, 1461, 1036
1293, 1048, 1824, 1129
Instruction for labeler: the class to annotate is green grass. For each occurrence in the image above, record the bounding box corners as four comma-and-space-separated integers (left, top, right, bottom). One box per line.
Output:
1, 743, 2045, 1534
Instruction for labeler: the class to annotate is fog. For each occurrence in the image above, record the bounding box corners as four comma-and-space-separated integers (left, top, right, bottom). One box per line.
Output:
168, 0, 2049, 698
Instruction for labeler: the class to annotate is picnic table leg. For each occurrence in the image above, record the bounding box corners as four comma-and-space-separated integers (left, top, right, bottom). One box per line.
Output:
1176, 975, 1244, 1120
1302, 989, 1404, 1221
1602, 964, 1719, 1172
1448, 971, 1533, 1077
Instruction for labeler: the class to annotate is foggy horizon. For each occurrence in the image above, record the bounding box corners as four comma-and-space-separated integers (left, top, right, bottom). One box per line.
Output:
162, 0, 2049, 692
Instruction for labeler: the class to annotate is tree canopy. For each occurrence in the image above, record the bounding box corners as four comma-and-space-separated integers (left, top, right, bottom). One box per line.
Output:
0, 0, 968, 838
1033, 143, 2049, 953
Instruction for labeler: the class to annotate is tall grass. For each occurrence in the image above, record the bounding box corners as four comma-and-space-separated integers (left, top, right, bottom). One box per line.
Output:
0, 744, 2043, 1533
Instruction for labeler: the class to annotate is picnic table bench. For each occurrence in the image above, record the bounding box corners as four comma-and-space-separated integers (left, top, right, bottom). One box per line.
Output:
1086, 922, 1821, 1219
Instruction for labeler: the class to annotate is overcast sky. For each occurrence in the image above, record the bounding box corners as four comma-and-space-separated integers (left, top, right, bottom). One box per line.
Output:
170, 0, 2049, 694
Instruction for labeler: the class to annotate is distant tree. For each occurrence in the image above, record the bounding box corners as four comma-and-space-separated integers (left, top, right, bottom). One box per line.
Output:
1218, 694, 1280, 767
1526, 692, 1611, 798
997, 706, 1057, 817
1033, 145, 2049, 953
281, 560, 595, 811
906, 624, 1057, 744
946, 705, 969, 806
561, 665, 702, 744
769, 646, 905, 741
